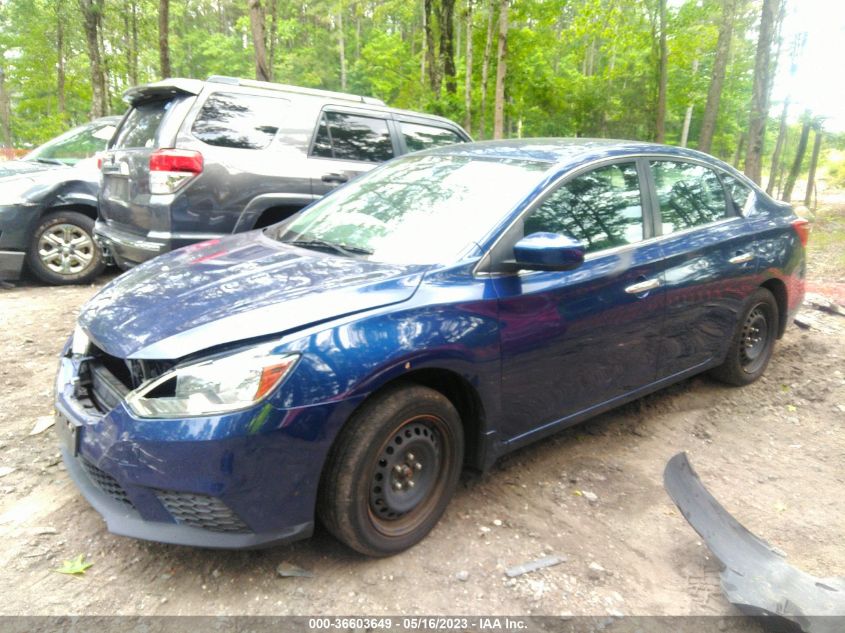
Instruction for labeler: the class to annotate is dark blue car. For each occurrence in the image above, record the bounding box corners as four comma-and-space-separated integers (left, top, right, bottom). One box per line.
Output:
55, 139, 808, 556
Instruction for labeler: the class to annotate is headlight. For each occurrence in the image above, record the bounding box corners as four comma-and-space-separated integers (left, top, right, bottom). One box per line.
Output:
71, 325, 91, 355
126, 342, 299, 418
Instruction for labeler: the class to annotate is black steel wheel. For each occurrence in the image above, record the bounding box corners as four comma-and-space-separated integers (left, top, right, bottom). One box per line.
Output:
318, 384, 463, 556
710, 287, 779, 386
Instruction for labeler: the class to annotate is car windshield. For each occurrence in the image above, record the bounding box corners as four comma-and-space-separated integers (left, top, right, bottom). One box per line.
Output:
25, 121, 117, 165
275, 154, 549, 265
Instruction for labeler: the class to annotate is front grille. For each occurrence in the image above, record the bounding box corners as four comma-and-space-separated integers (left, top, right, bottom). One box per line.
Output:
83, 345, 174, 414
80, 459, 132, 506
155, 491, 250, 533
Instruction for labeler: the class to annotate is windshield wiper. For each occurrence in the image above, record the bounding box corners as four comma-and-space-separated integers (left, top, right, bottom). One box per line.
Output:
287, 237, 373, 257
32, 158, 66, 166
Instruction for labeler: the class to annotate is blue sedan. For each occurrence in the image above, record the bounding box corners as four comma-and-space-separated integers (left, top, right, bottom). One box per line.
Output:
55, 139, 808, 555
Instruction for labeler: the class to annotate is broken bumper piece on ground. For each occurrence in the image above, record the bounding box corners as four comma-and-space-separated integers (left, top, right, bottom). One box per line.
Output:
663, 452, 845, 633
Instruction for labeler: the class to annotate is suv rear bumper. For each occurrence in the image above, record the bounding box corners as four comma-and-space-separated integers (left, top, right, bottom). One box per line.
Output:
94, 221, 168, 268
94, 221, 226, 268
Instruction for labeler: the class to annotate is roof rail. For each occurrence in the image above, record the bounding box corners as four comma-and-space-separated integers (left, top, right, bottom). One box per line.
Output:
206, 75, 385, 106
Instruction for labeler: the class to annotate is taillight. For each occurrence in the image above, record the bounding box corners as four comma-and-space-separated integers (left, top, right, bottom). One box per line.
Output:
791, 218, 810, 247
149, 149, 203, 195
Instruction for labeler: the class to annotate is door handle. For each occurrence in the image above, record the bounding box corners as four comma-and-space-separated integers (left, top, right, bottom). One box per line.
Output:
625, 278, 661, 294
321, 173, 349, 184
728, 252, 754, 265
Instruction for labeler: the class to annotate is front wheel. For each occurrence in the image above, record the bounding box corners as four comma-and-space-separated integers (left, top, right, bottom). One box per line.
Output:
710, 287, 779, 386
26, 210, 105, 285
318, 384, 464, 557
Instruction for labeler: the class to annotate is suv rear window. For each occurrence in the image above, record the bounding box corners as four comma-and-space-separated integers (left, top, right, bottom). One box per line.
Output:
113, 100, 172, 149
311, 111, 394, 162
401, 122, 463, 152
192, 92, 285, 150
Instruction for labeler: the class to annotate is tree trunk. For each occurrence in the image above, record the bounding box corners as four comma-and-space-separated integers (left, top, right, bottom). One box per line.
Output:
131, 0, 138, 83
440, 0, 457, 94
424, 0, 440, 93
338, 1, 347, 90
732, 131, 746, 168
804, 127, 822, 208
268, 0, 278, 81
655, 0, 668, 143
0, 66, 12, 149
479, 0, 494, 139
79, 0, 108, 117
464, 0, 473, 131
781, 117, 811, 202
158, 0, 172, 78
248, 0, 271, 81
679, 60, 698, 147
766, 97, 789, 195
420, 0, 427, 85
492, 0, 507, 139
743, 0, 779, 184
698, 0, 736, 153
57, 8, 66, 114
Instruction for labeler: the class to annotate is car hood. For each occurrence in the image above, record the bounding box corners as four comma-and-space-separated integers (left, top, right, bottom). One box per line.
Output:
79, 231, 426, 359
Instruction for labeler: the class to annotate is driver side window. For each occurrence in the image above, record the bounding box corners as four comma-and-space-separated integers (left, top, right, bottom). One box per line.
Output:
524, 162, 645, 254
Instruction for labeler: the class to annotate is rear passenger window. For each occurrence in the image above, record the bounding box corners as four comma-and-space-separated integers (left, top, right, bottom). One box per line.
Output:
721, 174, 755, 215
113, 100, 172, 149
310, 111, 394, 162
525, 162, 644, 253
401, 122, 463, 152
192, 92, 284, 150
651, 161, 730, 233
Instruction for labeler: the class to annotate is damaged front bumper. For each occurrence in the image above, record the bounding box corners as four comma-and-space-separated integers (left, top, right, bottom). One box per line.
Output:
664, 452, 845, 633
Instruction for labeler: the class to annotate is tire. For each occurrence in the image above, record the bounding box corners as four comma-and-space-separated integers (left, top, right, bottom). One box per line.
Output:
710, 288, 779, 386
318, 384, 464, 557
26, 210, 105, 285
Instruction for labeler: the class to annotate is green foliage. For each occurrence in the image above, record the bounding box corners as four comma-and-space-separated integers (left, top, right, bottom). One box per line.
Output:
0, 0, 797, 172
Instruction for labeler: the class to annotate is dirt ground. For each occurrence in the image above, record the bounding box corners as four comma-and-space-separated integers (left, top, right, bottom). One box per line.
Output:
0, 196, 843, 619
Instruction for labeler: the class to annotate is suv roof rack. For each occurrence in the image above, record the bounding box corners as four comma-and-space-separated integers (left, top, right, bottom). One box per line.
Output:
206, 75, 386, 106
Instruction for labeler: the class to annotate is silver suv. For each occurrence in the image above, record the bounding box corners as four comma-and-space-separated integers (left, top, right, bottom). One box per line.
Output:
96, 76, 471, 268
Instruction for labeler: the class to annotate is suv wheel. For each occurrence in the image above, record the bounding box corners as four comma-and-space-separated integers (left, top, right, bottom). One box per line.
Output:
27, 210, 105, 285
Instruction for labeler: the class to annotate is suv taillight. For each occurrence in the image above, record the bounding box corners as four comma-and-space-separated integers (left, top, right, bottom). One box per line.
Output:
149, 149, 203, 195
791, 218, 810, 247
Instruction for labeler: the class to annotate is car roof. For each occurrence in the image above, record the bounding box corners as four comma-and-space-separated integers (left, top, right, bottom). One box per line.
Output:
122, 77, 469, 136
423, 137, 739, 172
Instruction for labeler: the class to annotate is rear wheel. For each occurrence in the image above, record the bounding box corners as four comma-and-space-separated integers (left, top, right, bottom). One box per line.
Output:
710, 288, 779, 386
27, 210, 104, 285
318, 384, 464, 557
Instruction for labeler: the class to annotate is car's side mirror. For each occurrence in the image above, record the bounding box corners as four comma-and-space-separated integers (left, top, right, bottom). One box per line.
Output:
508, 232, 585, 272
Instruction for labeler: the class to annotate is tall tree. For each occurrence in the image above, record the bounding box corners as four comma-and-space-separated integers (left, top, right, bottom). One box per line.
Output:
440, 0, 457, 94
78, 0, 108, 117
743, 0, 779, 184
56, 3, 66, 114
338, 1, 347, 90
248, 0, 271, 81
698, 0, 736, 153
464, 0, 473, 131
424, 0, 440, 93
781, 116, 811, 202
158, 0, 171, 78
0, 65, 12, 149
804, 125, 823, 208
492, 0, 507, 139
655, 0, 668, 143
680, 59, 699, 147
766, 97, 789, 195
479, 0, 495, 139
767, 33, 805, 194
